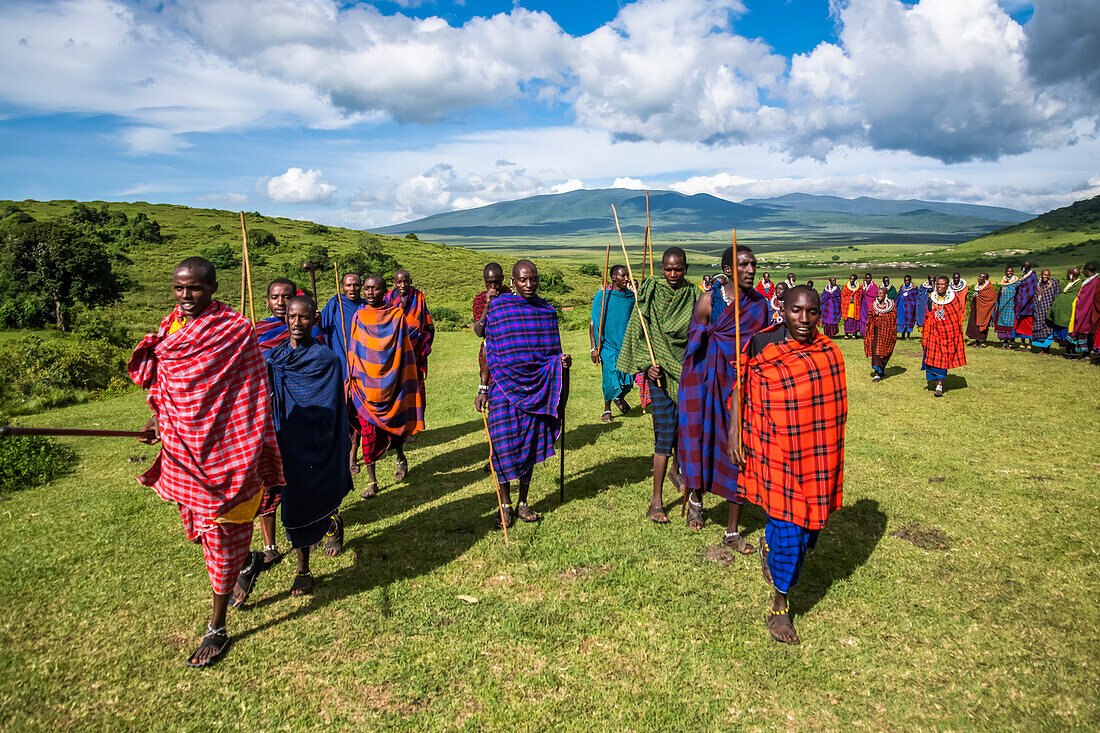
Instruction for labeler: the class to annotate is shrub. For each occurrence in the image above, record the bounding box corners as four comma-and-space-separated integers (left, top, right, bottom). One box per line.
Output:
578, 263, 601, 276
306, 223, 330, 235
0, 335, 129, 414
248, 228, 278, 248
200, 243, 240, 270
431, 306, 464, 332
540, 269, 571, 296
0, 433, 75, 495
73, 310, 130, 347
340, 245, 403, 281
404, 233, 419, 241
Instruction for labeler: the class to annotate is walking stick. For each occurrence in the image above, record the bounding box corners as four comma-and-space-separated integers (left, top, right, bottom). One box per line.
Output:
611, 205, 660, 373
732, 229, 743, 457
479, 408, 510, 547
560, 366, 568, 504
0, 426, 156, 440
596, 240, 612, 364
645, 190, 653, 278
239, 212, 257, 323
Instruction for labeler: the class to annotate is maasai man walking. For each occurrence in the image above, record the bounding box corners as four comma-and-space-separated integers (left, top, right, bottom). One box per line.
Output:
897, 275, 918, 339
1029, 269, 1060, 354
321, 272, 366, 472
589, 264, 635, 423
387, 269, 434, 416
1014, 261, 1038, 348
679, 245, 768, 546
259, 296, 353, 597
966, 273, 997, 347
1049, 267, 1081, 355
130, 257, 284, 667
1070, 262, 1099, 357
915, 275, 935, 332
922, 275, 967, 397
733, 285, 847, 645
617, 247, 697, 524
881, 276, 897, 300
994, 266, 1019, 348
864, 287, 898, 382
347, 275, 423, 497
247, 278, 325, 574
473, 262, 511, 471
755, 272, 774, 298
476, 260, 570, 528
820, 277, 841, 338
858, 273, 878, 336
840, 274, 862, 338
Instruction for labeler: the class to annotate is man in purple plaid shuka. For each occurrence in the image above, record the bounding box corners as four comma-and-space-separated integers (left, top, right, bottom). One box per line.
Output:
476, 260, 572, 529
678, 246, 768, 551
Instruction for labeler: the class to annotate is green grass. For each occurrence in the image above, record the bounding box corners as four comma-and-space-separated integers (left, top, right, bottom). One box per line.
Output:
2, 330, 1098, 730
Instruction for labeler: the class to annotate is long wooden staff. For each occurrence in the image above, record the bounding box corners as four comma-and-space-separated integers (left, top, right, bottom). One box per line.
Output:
559, 367, 568, 504
0, 426, 155, 440
480, 409, 510, 547
611, 205, 659, 374
732, 229, 743, 457
645, 190, 653, 278
596, 240, 612, 363
239, 212, 257, 323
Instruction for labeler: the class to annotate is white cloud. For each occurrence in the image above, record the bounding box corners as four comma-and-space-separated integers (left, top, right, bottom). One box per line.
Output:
550, 178, 585, 193
264, 167, 336, 203
612, 177, 647, 189
197, 192, 250, 204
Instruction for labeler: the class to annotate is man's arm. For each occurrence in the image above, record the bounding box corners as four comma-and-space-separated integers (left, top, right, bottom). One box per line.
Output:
475, 358, 491, 413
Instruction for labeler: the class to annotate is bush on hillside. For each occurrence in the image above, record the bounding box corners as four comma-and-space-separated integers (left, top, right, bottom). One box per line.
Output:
199, 243, 240, 271
0, 335, 129, 414
0, 433, 75, 495
73, 310, 130, 347
306, 223, 330, 235
578, 263, 601, 276
404, 233, 419, 241
248, 228, 278, 249
539, 269, 571, 296
431, 306, 464, 332
340, 244, 403, 282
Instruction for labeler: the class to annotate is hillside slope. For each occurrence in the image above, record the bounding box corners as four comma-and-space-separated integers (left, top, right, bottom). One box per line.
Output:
952, 195, 1100, 258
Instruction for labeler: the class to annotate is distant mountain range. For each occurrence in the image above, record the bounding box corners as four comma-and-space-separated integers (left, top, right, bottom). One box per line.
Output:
377, 189, 1033, 244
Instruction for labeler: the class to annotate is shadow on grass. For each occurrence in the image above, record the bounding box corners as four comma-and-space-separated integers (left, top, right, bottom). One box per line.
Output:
791, 497, 887, 616
884, 365, 907, 377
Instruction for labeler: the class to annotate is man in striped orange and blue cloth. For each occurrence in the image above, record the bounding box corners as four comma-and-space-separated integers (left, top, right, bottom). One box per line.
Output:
347, 275, 424, 498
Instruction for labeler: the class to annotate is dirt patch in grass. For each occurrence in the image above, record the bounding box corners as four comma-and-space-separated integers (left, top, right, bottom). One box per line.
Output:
163, 631, 190, 651
357, 683, 428, 715
701, 545, 735, 566
558, 564, 611, 580
892, 522, 952, 551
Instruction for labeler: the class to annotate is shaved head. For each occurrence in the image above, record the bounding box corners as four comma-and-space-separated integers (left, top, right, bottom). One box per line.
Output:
484, 262, 503, 279
176, 256, 216, 285
513, 259, 537, 279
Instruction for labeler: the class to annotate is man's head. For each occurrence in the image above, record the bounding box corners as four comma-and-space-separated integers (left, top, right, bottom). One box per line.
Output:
877, 286, 888, 302
1040, 268, 1051, 284
927, 274, 935, 283
483, 262, 505, 297
904, 274, 912, 285
783, 286, 821, 345
882, 276, 890, 286
1084, 262, 1097, 277
762, 272, 771, 283
723, 245, 756, 291
952, 271, 961, 281
266, 278, 296, 319
978, 272, 989, 284
1067, 266, 1080, 281
341, 272, 363, 301
363, 275, 387, 306
829, 276, 837, 286
849, 273, 858, 283
393, 269, 412, 296
286, 295, 317, 346
806, 279, 815, 289
512, 259, 539, 300
1004, 265, 1015, 278
662, 247, 688, 288
863, 272, 873, 283
774, 281, 789, 301
173, 257, 217, 319
1021, 260, 1032, 273
610, 264, 629, 291
935, 275, 950, 296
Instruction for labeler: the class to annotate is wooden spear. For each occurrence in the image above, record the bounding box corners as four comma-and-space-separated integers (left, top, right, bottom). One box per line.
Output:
611, 205, 660, 376
0, 426, 156, 440
480, 408, 510, 547
596, 240, 612, 364
559, 366, 568, 504
239, 212, 257, 323
645, 190, 653, 278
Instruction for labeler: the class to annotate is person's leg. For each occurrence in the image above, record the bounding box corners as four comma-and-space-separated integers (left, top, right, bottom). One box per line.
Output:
494, 479, 514, 528
191, 520, 252, 666
394, 438, 408, 481
723, 500, 753, 553
291, 547, 313, 596
650, 454, 670, 522
516, 469, 539, 522
602, 399, 613, 422
761, 519, 813, 644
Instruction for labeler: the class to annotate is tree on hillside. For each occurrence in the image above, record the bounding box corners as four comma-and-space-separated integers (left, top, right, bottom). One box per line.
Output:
0, 221, 122, 330
339, 243, 403, 281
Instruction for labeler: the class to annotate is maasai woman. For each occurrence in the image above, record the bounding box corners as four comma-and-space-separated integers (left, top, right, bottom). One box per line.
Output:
858, 273, 878, 336
768, 281, 788, 325
590, 265, 635, 422
864, 288, 897, 382
1029, 270, 1060, 354
840, 275, 862, 338
1049, 268, 1081, 354
897, 275, 918, 338
821, 277, 841, 338
965, 273, 997, 347
922, 275, 966, 397
993, 266, 1019, 348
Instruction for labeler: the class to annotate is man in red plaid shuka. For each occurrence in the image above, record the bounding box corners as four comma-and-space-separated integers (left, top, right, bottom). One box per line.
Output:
130, 257, 284, 668
921, 275, 967, 397
731, 286, 847, 645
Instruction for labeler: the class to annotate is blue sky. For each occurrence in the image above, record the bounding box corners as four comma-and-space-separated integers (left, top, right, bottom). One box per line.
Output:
0, 0, 1096, 227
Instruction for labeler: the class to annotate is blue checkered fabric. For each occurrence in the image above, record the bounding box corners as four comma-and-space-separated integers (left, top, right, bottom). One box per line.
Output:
764, 517, 819, 594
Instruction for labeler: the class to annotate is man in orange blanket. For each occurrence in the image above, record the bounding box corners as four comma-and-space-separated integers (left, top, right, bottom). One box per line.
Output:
347, 274, 424, 497
731, 286, 847, 644
922, 275, 967, 397
386, 269, 435, 415
130, 257, 284, 668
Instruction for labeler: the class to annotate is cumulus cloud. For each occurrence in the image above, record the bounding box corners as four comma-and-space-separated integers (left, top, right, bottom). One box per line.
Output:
265, 167, 336, 203
1025, 0, 1100, 103
612, 177, 647, 189
197, 192, 249, 204
550, 179, 585, 193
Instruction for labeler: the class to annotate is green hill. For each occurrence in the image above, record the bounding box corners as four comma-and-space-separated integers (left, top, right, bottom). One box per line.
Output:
0, 199, 604, 336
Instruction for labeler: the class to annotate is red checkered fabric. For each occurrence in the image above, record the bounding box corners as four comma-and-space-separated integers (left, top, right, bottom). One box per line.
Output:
740, 327, 846, 530
864, 301, 898, 359
129, 301, 285, 519
921, 290, 967, 369
256, 485, 281, 517
179, 506, 254, 594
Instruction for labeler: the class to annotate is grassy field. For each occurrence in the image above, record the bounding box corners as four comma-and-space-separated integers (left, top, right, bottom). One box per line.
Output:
2, 329, 1098, 731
